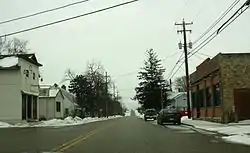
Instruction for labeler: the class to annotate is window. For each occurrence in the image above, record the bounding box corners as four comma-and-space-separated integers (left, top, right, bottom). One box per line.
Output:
206, 87, 212, 107
198, 89, 205, 108
56, 102, 61, 112
213, 83, 221, 106
33, 72, 35, 80
191, 92, 197, 108
25, 70, 29, 78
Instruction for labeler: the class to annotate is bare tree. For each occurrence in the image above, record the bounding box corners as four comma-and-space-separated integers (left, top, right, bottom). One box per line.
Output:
0, 37, 29, 55
174, 76, 186, 92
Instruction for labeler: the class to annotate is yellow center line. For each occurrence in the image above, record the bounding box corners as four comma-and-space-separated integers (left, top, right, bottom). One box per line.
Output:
51, 130, 95, 152
51, 120, 117, 152
59, 131, 96, 152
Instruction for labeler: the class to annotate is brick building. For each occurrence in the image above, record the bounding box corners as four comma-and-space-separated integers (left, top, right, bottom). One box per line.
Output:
190, 53, 250, 123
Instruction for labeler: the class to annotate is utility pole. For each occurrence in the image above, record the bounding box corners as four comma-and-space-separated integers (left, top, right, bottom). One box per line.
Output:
113, 84, 116, 115
105, 71, 108, 118
175, 19, 193, 119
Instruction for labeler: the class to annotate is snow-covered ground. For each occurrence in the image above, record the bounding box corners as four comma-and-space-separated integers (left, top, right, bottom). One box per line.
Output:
181, 117, 250, 146
0, 116, 122, 128
134, 110, 144, 119
125, 110, 131, 116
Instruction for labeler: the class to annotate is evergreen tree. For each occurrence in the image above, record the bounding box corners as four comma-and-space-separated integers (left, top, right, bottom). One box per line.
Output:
134, 49, 169, 110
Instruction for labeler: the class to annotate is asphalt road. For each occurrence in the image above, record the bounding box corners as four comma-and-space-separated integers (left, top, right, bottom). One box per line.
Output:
0, 114, 250, 153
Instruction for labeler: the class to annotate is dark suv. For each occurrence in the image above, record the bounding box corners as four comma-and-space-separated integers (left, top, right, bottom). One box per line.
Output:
144, 109, 157, 121
157, 108, 181, 125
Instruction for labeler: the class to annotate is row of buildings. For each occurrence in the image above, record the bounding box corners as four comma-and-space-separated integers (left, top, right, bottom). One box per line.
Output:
169, 53, 250, 123
190, 53, 250, 123
0, 53, 78, 123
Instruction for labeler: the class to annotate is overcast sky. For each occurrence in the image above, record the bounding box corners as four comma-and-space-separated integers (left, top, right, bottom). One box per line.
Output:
0, 0, 249, 109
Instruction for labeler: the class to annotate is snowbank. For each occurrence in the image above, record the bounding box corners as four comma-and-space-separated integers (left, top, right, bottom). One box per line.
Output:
134, 110, 144, 119
125, 110, 131, 116
181, 117, 250, 145
35, 116, 123, 127
0, 116, 123, 128
0, 121, 12, 128
222, 135, 250, 146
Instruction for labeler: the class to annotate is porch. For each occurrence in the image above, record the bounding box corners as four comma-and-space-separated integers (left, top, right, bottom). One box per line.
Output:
22, 93, 38, 121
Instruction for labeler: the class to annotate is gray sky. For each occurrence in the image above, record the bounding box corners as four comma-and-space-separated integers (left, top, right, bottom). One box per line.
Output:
0, 0, 249, 109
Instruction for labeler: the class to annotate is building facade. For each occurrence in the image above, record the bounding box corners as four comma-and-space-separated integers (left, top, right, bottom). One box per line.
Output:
190, 53, 250, 123
39, 87, 64, 119
0, 54, 42, 123
39, 84, 76, 119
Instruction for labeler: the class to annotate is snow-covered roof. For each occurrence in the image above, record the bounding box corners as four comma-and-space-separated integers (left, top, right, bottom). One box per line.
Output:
0, 57, 18, 68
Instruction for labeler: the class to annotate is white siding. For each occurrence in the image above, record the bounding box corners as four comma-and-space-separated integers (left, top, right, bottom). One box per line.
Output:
39, 97, 56, 119
55, 92, 64, 118
63, 96, 75, 116
39, 98, 47, 118
0, 70, 22, 122
47, 98, 55, 119
18, 58, 39, 93
175, 94, 187, 108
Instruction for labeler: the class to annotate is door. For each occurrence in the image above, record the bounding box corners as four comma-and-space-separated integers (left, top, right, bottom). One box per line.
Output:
234, 88, 250, 120
22, 94, 27, 120
33, 96, 37, 119
27, 95, 32, 119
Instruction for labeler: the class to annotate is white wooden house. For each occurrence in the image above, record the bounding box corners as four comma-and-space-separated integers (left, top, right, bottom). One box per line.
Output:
39, 84, 76, 119
0, 54, 42, 123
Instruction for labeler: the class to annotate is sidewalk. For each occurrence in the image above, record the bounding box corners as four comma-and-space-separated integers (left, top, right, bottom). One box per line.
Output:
181, 116, 250, 146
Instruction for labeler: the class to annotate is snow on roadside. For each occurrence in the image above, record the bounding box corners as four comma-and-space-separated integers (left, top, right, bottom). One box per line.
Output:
181, 116, 250, 145
134, 110, 144, 119
35, 116, 123, 127
125, 110, 131, 116
222, 135, 250, 146
0, 121, 12, 128
0, 116, 123, 128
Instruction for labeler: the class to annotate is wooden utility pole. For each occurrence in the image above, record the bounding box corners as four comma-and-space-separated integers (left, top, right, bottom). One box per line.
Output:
113, 84, 116, 115
175, 19, 193, 119
105, 71, 108, 118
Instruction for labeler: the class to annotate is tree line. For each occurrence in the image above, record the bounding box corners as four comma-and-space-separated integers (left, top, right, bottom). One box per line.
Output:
66, 63, 126, 118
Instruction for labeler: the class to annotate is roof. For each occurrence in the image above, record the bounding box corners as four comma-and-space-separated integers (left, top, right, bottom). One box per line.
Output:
39, 86, 64, 98
39, 84, 75, 102
0, 56, 18, 67
168, 92, 186, 100
49, 89, 60, 97
0, 53, 42, 67
60, 88, 76, 103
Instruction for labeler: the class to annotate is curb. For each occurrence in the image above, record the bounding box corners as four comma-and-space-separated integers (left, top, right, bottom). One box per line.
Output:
181, 122, 229, 136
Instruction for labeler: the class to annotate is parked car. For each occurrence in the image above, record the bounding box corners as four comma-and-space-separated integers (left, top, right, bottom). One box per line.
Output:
144, 109, 157, 121
157, 108, 181, 125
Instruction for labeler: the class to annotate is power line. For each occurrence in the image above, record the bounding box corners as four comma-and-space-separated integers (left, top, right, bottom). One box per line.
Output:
190, 4, 249, 59
113, 52, 181, 80
162, 51, 180, 62
0, 0, 139, 38
0, 0, 91, 25
167, 52, 184, 79
169, 2, 250, 79
168, 60, 184, 80
193, 0, 240, 44
193, 54, 206, 60
196, 52, 212, 58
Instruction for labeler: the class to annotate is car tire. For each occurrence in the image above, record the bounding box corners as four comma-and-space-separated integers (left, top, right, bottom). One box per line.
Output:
144, 118, 147, 121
